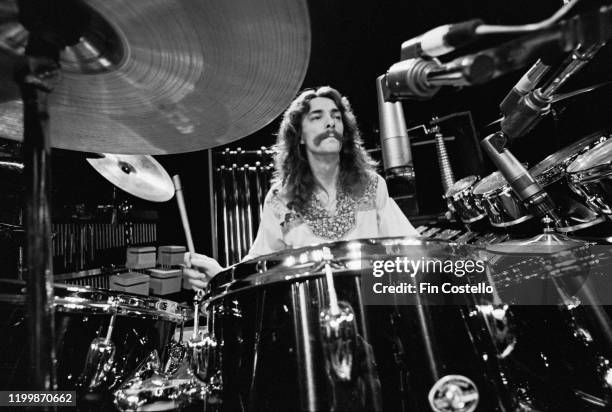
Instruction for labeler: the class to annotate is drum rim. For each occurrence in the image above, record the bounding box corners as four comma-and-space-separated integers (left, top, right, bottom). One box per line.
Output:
566, 134, 612, 174
206, 236, 483, 299
460, 213, 488, 224
555, 216, 605, 232
0, 280, 191, 322
472, 171, 510, 196
489, 213, 533, 227
444, 175, 479, 199
568, 161, 612, 183
529, 131, 609, 179
474, 182, 514, 199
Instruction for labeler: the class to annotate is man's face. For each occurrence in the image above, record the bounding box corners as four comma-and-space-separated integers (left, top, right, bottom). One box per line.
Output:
300, 97, 344, 155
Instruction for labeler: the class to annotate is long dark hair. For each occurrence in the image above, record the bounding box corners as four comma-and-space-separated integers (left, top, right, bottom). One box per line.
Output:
273, 86, 377, 212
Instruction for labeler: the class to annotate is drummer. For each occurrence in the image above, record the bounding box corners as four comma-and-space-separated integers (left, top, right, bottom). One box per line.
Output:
184, 86, 418, 288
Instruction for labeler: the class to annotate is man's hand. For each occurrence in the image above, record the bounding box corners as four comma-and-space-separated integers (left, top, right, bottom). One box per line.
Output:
183, 252, 224, 290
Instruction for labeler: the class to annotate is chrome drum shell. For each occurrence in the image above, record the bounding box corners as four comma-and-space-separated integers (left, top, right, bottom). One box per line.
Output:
473, 171, 532, 227
444, 175, 487, 224
567, 138, 612, 218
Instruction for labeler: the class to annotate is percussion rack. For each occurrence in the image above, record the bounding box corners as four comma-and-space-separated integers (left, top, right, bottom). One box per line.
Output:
212, 147, 275, 266
51, 221, 158, 276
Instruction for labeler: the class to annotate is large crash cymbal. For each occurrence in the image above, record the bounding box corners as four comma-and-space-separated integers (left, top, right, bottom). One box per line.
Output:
0, 0, 310, 154
87, 154, 174, 202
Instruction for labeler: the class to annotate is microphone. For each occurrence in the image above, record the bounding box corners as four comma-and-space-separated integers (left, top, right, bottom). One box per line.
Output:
499, 59, 551, 116
481, 132, 557, 219
401, 19, 483, 60
376, 75, 418, 215
500, 88, 551, 139
385, 53, 495, 100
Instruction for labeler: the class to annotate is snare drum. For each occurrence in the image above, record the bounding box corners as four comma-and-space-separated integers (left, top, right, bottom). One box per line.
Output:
0, 280, 187, 408
473, 171, 533, 227
444, 176, 487, 224
567, 137, 612, 217
529, 132, 608, 232
199, 238, 521, 412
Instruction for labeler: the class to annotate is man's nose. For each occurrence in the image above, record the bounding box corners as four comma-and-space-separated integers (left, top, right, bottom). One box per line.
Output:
326, 116, 336, 129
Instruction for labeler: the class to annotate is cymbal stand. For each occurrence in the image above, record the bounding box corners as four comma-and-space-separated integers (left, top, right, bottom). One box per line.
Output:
18, 55, 60, 391
17, 0, 89, 391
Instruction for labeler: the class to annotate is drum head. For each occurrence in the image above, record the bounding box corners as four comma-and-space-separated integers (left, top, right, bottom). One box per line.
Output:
530, 131, 609, 182
444, 175, 478, 198
567, 138, 612, 174
472, 171, 508, 196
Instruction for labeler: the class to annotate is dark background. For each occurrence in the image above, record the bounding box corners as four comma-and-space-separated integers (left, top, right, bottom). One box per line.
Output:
3, 0, 612, 263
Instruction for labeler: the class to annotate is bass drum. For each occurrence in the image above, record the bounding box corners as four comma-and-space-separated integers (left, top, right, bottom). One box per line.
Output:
199, 237, 525, 412
0, 280, 187, 410
485, 245, 612, 411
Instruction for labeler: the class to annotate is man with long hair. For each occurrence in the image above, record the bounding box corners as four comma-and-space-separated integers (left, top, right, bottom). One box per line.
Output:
185, 86, 417, 287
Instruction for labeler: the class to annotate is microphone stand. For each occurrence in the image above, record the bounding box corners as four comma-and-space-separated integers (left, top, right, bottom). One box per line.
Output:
480, 132, 585, 254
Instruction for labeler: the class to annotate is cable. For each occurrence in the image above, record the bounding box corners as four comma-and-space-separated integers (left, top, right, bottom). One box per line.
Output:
475, 0, 581, 35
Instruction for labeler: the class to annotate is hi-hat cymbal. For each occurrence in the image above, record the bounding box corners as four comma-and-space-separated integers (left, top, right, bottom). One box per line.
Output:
0, 0, 310, 154
87, 154, 174, 202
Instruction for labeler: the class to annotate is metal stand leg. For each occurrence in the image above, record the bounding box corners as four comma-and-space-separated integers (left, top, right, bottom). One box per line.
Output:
18, 56, 61, 391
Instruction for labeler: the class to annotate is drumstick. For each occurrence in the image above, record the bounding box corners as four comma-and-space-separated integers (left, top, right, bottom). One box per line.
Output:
172, 175, 195, 253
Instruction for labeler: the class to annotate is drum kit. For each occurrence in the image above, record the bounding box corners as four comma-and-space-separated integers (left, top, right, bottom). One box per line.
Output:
1, 2, 612, 412
446, 130, 612, 238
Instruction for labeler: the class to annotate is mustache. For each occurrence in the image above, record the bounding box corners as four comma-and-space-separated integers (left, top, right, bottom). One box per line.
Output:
314, 130, 343, 146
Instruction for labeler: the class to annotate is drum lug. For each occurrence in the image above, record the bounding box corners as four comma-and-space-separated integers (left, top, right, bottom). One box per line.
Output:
188, 331, 218, 381
320, 301, 357, 381
183, 289, 224, 399
76, 312, 118, 393
477, 304, 516, 359
76, 336, 117, 391
163, 340, 188, 376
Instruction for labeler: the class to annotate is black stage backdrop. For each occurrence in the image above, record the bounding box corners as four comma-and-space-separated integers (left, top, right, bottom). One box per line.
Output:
32, 0, 612, 261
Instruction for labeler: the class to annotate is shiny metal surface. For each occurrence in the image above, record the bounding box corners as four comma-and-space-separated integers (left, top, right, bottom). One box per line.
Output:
0, 280, 190, 322
568, 138, 612, 216
567, 137, 612, 175
0, 0, 311, 154
444, 175, 487, 224
473, 171, 533, 227
201, 237, 524, 411
87, 153, 174, 202
531, 132, 609, 184
527, 133, 609, 232
206, 237, 475, 301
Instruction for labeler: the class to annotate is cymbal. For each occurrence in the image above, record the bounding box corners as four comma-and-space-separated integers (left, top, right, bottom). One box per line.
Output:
0, 0, 310, 154
87, 154, 174, 202
486, 231, 585, 255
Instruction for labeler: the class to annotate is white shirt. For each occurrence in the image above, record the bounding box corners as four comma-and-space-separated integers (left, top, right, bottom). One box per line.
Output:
245, 173, 419, 259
